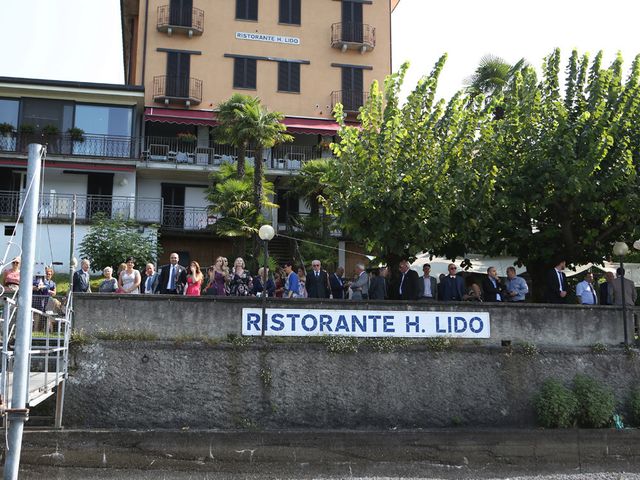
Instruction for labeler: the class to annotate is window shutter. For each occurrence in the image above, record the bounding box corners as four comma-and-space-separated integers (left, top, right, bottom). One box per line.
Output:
354, 68, 363, 107
292, 0, 301, 24
291, 63, 300, 92
279, 0, 288, 23
246, 58, 257, 89
278, 62, 288, 91
233, 58, 244, 88
248, 0, 258, 20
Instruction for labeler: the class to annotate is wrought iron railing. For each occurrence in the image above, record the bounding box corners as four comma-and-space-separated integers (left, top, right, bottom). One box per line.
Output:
277, 212, 342, 237
331, 22, 376, 50
162, 204, 209, 231
331, 90, 369, 112
157, 5, 204, 34
152, 75, 203, 104
0, 132, 140, 159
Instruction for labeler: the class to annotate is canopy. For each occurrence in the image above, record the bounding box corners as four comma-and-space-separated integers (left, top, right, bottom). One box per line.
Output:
144, 107, 216, 126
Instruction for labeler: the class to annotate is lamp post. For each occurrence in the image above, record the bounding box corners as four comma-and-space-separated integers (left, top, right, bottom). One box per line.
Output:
613, 241, 630, 344
258, 224, 275, 337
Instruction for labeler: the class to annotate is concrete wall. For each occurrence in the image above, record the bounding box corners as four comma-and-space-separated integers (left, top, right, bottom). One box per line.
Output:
65, 341, 640, 429
72, 294, 636, 347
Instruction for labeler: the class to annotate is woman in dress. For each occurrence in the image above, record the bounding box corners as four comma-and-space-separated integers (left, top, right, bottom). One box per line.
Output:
98, 266, 118, 293
118, 257, 141, 294
185, 261, 204, 296
3, 256, 20, 293
228, 257, 252, 296
297, 266, 308, 298
205, 256, 228, 295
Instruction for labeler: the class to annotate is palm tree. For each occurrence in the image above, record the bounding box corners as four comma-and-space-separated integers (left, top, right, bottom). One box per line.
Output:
216, 94, 260, 179
290, 159, 333, 217
465, 54, 527, 97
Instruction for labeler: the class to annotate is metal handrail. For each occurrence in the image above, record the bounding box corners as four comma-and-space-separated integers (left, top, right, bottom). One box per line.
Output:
330, 22, 376, 49
152, 75, 203, 104
331, 90, 370, 112
0, 132, 140, 158
157, 5, 204, 33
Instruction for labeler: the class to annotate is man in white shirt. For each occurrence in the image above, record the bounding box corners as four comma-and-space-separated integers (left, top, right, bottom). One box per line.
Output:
418, 263, 438, 301
142, 263, 159, 294
576, 272, 598, 305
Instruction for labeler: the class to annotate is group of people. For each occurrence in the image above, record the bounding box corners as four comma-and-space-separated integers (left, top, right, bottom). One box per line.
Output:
69, 253, 638, 306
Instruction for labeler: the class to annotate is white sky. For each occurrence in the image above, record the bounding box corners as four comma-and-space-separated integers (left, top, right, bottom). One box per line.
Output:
0, 0, 639, 100
392, 0, 640, 101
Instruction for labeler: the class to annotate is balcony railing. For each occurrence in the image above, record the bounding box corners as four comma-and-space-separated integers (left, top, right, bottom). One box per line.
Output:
331, 90, 369, 113
330, 22, 376, 51
152, 75, 202, 106
0, 132, 139, 159
142, 136, 324, 170
157, 5, 204, 36
277, 212, 342, 238
162, 205, 210, 231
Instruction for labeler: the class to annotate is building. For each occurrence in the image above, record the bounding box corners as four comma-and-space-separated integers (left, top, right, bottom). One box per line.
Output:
0, 0, 397, 271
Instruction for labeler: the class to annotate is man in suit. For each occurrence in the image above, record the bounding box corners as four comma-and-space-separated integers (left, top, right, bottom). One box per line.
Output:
305, 259, 331, 298
350, 263, 369, 300
397, 259, 420, 300
440, 263, 465, 301
72, 258, 91, 293
481, 266, 505, 302
612, 267, 638, 306
329, 266, 346, 299
156, 252, 187, 294
545, 259, 568, 304
418, 263, 438, 301
141, 263, 159, 294
368, 267, 388, 300
599, 271, 615, 305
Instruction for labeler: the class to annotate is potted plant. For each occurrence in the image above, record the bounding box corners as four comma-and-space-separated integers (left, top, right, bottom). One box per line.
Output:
177, 132, 197, 143
42, 124, 60, 136
0, 123, 14, 136
67, 127, 85, 142
19, 124, 35, 135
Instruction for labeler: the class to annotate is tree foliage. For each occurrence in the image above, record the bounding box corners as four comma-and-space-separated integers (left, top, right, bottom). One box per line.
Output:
323, 58, 496, 271
206, 163, 276, 238
475, 49, 640, 295
78, 213, 161, 272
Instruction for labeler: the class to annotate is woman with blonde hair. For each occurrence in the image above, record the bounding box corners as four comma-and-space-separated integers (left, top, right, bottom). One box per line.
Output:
205, 256, 227, 296
185, 260, 204, 296
228, 257, 252, 296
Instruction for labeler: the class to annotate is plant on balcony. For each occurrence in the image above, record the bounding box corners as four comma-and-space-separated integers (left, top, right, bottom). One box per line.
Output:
177, 132, 197, 143
67, 127, 86, 142
0, 123, 14, 136
42, 124, 60, 136
19, 124, 35, 135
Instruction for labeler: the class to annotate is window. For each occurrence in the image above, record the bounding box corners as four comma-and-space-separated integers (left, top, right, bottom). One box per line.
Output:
279, 0, 300, 24
74, 105, 133, 157
0, 99, 19, 127
278, 62, 300, 93
169, 0, 193, 27
341, 1, 363, 43
236, 0, 258, 20
233, 58, 257, 89
341, 67, 364, 110
166, 51, 191, 98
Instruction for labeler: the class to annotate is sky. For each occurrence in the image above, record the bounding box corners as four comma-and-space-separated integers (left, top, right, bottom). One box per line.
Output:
1, 0, 639, 101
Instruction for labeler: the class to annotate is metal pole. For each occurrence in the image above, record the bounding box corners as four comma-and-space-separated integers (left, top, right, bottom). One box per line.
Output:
4, 143, 43, 480
261, 239, 268, 337
621, 258, 628, 345
69, 194, 76, 280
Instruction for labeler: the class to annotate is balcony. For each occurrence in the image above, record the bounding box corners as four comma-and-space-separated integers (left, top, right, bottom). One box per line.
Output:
141, 136, 323, 171
330, 23, 376, 52
0, 132, 139, 159
331, 90, 369, 114
157, 5, 204, 37
152, 75, 202, 106
162, 205, 210, 231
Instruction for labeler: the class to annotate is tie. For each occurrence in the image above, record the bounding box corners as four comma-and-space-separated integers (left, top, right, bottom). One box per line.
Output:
147, 276, 152, 293
399, 273, 405, 295
316, 271, 319, 278
168, 266, 175, 290
588, 284, 596, 303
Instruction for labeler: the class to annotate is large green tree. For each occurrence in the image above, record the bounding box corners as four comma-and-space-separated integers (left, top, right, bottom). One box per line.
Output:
475, 49, 640, 298
215, 94, 259, 179
323, 58, 496, 277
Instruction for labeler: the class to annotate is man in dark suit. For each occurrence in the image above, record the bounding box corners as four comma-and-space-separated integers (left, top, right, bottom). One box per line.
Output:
397, 259, 419, 300
440, 263, 465, 301
141, 263, 159, 294
72, 258, 92, 293
418, 263, 438, 301
156, 252, 187, 294
329, 266, 346, 299
481, 266, 505, 302
306, 259, 331, 298
545, 259, 568, 304
368, 267, 388, 300
599, 271, 614, 305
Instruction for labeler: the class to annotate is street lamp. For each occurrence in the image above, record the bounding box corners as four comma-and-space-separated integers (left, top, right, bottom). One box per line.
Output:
613, 241, 630, 344
258, 224, 275, 336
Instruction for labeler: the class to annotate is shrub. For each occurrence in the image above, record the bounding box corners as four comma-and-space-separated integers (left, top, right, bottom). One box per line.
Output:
572, 374, 615, 428
534, 379, 578, 428
629, 388, 640, 426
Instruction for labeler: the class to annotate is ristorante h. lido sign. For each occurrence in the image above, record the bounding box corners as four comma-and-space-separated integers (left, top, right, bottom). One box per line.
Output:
235, 31, 301, 45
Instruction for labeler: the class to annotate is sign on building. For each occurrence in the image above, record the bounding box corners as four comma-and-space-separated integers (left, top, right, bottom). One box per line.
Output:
235, 32, 301, 45
242, 308, 490, 338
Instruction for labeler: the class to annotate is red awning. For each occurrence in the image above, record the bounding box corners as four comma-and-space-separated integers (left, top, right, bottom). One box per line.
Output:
144, 107, 217, 126
282, 117, 343, 135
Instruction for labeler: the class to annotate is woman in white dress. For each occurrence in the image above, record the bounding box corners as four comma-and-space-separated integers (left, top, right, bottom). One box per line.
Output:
118, 256, 141, 294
